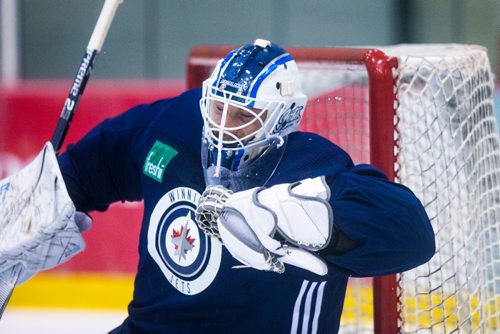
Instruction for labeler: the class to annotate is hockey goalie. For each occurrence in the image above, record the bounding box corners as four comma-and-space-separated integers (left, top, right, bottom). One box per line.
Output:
0, 38, 436, 334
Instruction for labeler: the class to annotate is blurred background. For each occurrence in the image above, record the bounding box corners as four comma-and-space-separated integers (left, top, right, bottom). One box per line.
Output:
0, 0, 499, 333
1, 0, 499, 80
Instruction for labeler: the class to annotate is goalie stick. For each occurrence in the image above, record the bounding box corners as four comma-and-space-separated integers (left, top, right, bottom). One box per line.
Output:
51, 0, 124, 153
0, 0, 124, 319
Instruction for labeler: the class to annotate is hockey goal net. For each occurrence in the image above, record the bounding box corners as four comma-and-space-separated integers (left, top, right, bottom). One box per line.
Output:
187, 43, 500, 333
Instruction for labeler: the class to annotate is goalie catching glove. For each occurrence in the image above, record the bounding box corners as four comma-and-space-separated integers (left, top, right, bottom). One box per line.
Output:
196, 177, 332, 276
0, 142, 89, 285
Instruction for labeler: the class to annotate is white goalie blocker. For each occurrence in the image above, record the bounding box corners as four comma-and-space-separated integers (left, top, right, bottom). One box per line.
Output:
0, 142, 87, 291
197, 177, 332, 276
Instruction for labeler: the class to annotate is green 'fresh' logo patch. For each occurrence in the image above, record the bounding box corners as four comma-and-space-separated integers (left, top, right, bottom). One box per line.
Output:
143, 140, 178, 182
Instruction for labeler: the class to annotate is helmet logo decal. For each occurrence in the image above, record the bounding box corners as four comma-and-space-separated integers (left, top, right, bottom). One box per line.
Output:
273, 104, 304, 134
148, 187, 222, 295
219, 78, 247, 92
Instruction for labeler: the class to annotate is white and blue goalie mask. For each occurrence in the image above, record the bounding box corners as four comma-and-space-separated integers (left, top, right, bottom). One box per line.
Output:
200, 39, 308, 190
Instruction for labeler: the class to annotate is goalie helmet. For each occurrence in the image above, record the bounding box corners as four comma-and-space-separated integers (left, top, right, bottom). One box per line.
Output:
200, 38, 308, 189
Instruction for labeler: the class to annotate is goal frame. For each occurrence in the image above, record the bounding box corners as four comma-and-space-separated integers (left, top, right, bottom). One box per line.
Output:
187, 45, 401, 334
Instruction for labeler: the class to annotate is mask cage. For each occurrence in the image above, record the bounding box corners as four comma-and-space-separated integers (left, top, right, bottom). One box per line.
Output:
200, 81, 286, 152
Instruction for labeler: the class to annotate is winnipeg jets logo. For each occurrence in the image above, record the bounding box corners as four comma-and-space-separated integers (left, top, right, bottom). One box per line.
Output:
148, 187, 222, 295
171, 212, 196, 261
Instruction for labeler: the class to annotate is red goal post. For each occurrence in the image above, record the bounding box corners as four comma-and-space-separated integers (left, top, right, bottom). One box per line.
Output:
186, 43, 500, 333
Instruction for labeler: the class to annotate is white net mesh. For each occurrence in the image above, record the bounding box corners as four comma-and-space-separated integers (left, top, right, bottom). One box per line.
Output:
390, 44, 500, 333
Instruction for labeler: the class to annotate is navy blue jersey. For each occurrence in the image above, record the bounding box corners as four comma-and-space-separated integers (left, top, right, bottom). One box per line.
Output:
59, 88, 435, 334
